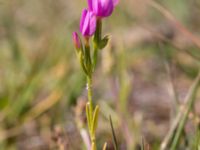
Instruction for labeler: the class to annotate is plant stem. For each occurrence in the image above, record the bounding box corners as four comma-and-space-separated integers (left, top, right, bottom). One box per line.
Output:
93, 19, 102, 69
87, 76, 97, 150
87, 76, 93, 112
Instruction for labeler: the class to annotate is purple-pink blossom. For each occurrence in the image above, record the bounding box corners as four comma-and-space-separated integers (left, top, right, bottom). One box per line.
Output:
80, 9, 97, 37
87, 0, 119, 17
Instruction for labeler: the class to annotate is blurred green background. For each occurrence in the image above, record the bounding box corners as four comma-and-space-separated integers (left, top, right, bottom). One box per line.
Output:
0, 0, 200, 149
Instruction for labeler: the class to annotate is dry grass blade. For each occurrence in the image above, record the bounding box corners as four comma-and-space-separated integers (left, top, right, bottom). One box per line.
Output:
80, 129, 91, 150
102, 142, 107, 150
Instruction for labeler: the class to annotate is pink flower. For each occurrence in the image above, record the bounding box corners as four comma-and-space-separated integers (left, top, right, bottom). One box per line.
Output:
80, 9, 97, 37
87, 0, 119, 17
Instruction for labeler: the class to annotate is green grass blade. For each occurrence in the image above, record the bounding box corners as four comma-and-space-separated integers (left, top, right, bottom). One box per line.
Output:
109, 115, 119, 150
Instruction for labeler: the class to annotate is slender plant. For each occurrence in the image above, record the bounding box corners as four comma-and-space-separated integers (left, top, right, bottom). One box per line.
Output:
72, 0, 119, 149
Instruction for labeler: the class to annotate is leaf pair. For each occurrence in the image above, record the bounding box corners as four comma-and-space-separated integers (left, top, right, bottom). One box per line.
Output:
86, 103, 99, 139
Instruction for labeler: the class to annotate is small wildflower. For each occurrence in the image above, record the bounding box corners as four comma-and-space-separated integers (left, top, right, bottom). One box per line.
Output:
87, 0, 119, 18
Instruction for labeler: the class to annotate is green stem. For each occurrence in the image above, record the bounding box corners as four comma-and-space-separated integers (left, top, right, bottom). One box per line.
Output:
93, 46, 98, 71
93, 19, 102, 69
85, 39, 92, 76
94, 18, 102, 45
87, 76, 97, 150
87, 76, 93, 112
85, 18, 102, 150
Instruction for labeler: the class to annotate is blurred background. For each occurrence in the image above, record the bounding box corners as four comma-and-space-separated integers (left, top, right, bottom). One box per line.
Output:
0, 0, 200, 149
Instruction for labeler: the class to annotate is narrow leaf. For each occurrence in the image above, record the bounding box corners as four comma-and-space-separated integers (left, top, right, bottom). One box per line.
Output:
92, 105, 99, 135
109, 115, 119, 150
86, 103, 91, 131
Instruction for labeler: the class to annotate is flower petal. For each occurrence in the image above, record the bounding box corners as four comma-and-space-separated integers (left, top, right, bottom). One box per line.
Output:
88, 11, 96, 35
100, 0, 114, 17
80, 9, 96, 36
80, 9, 88, 34
87, 0, 117, 17
92, 0, 100, 16
113, 0, 119, 6
87, 0, 93, 11
82, 10, 90, 36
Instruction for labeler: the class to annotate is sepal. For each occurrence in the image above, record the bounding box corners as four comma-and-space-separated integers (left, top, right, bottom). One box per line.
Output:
99, 35, 109, 49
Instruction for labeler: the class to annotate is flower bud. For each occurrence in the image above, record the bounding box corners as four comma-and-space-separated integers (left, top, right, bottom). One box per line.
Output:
72, 32, 81, 49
